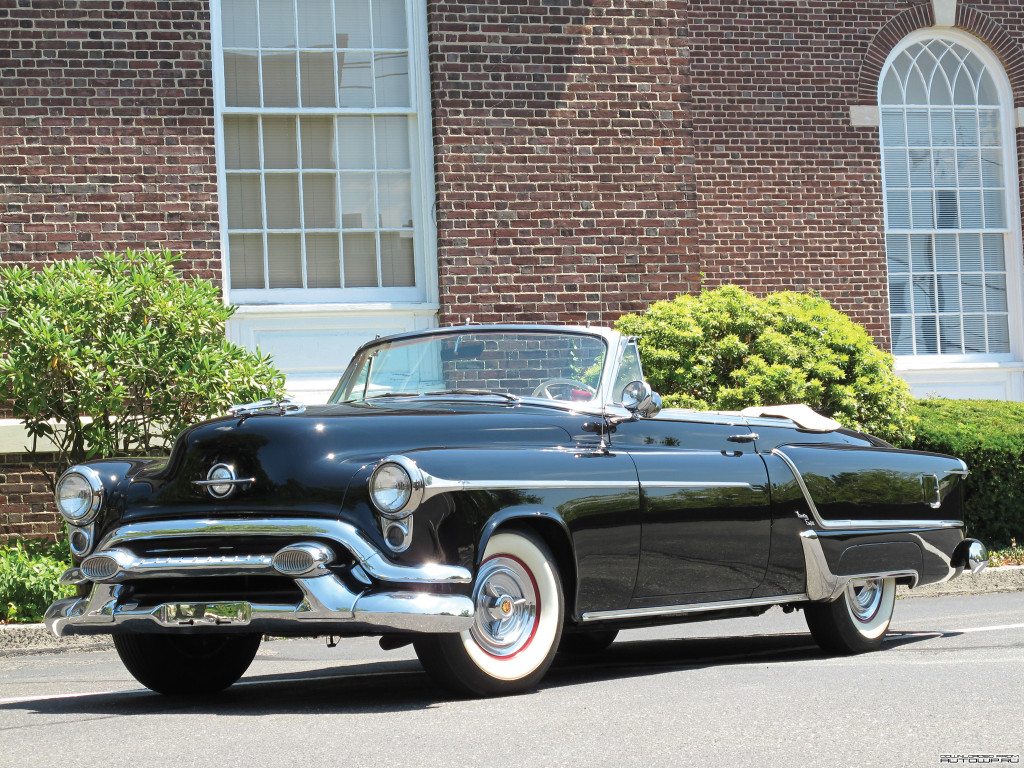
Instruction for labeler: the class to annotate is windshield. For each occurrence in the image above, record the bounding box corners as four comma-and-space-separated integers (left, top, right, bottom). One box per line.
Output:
331, 330, 608, 404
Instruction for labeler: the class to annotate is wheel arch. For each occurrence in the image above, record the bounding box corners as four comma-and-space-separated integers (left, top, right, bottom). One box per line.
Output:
479, 507, 578, 620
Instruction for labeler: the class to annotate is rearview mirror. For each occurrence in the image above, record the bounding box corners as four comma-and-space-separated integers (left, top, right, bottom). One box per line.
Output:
440, 338, 485, 361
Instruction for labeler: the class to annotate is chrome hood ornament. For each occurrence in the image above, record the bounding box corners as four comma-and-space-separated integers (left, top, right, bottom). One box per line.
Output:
227, 397, 306, 417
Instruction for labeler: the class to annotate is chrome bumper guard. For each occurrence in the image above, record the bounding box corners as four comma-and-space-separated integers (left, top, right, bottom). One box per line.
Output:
44, 517, 475, 638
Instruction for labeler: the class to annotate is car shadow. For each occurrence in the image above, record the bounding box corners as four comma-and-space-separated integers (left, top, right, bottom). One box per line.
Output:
1, 629, 949, 717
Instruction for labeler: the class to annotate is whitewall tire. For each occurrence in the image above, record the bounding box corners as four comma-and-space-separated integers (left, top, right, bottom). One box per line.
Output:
804, 577, 897, 654
414, 530, 563, 696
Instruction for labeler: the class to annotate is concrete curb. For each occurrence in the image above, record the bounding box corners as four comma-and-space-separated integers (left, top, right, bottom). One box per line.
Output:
1, 567, 1021, 656
0, 624, 112, 656
898, 563, 1024, 599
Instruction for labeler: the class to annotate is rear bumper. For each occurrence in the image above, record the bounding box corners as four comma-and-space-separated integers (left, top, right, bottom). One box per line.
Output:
799, 528, 987, 602
44, 517, 476, 637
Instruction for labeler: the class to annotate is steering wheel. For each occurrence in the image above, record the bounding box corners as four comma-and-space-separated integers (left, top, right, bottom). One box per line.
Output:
530, 378, 597, 401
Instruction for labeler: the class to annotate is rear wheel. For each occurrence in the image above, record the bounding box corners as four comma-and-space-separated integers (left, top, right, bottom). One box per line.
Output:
113, 633, 262, 695
804, 577, 896, 654
415, 530, 563, 697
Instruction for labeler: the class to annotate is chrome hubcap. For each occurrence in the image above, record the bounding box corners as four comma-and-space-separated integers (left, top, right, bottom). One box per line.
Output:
847, 578, 884, 622
470, 556, 537, 657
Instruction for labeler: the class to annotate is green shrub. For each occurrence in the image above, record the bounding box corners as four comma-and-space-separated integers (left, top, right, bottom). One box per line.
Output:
0, 249, 286, 486
615, 286, 915, 444
911, 398, 1024, 546
0, 539, 74, 623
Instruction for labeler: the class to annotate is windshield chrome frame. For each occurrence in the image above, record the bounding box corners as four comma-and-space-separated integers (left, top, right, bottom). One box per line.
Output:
330, 325, 627, 413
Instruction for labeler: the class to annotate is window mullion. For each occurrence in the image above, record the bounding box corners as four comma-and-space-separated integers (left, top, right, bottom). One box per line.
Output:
256, 117, 270, 290
295, 114, 308, 289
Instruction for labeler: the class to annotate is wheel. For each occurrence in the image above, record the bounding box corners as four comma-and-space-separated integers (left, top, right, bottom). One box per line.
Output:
558, 628, 618, 656
414, 530, 563, 697
804, 577, 896, 655
530, 378, 597, 401
113, 633, 262, 695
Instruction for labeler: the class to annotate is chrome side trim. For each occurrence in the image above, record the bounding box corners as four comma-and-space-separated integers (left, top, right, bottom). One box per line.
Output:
799, 530, 920, 601
641, 481, 755, 490
94, 518, 472, 584
770, 448, 964, 530
372, 456, 639, 506
580, 594, 807, 623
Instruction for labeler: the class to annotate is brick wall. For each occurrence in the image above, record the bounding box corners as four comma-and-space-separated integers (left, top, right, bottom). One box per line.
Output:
689, 0, 907, 344
0, 455, 62, 542
0, 0, 221, 281
428, 0, 700, 326
688, 0, 1024, 347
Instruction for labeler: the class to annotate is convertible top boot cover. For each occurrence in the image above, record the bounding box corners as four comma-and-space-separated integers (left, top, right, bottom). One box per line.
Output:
738, 404, 842, 432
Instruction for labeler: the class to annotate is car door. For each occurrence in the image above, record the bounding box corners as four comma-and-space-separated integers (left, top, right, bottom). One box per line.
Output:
614, 414, 773, 606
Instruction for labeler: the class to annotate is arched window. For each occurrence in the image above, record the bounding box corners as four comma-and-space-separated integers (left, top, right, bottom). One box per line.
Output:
880, 33, 1021, 358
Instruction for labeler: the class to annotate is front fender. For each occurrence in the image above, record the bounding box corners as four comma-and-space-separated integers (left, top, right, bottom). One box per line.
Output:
361, 446, 641, 615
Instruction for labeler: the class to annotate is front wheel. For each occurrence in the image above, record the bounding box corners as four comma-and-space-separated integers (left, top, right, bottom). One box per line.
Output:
804, 577, 896, 655
113, 633, 262, 695
414, 530, 563, 697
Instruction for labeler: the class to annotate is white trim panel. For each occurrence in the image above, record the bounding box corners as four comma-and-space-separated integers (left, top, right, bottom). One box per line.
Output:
227, 306, 439, 403
932, 0, 956, 28
897, 363, 1024, 400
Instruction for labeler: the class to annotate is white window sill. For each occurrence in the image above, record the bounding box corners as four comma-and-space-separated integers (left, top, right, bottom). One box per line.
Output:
894, 358, 1024, 372
230, 302, 440, 315
0, 420, 59, 455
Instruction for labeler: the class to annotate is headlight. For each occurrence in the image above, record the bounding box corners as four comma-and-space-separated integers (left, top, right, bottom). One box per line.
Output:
369, 456, 424, 519
55, 466, 104, 524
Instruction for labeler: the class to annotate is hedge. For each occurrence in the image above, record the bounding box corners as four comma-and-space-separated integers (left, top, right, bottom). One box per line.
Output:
0, 539, 74, 623
912, 398, 1024, 546
615, 286, 916, 444
0, 249, 286, 487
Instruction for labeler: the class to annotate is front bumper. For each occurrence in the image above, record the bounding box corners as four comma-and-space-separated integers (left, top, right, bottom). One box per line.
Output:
44, 517, 476, 637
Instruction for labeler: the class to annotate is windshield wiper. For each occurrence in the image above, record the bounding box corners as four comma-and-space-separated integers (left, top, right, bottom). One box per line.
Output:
362, 392, 423, 399
425, 389, 519, 403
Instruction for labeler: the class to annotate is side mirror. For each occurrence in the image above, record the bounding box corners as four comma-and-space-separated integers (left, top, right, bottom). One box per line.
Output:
620, 381, 662, 419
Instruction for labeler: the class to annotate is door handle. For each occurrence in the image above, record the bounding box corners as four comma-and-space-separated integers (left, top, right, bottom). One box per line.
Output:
727, 433, 758, 443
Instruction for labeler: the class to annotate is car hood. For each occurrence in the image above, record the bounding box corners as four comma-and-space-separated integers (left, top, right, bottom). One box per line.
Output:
116, 399, 580, 525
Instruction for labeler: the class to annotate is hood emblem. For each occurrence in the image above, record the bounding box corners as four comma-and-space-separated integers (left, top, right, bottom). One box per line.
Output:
191, 463, 255, 499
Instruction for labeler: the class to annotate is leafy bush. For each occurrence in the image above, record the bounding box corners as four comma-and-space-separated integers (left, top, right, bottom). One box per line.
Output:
615, 286, 915, 444
0, 538, 74, 623
912, 398, 1024, 546
0, 249, 286, 485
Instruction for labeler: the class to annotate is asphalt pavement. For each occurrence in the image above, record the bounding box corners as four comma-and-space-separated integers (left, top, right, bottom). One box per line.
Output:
0, 589, 1021, 768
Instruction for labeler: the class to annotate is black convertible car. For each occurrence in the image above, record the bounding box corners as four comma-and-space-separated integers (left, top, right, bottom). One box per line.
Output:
45, 325, 987, 696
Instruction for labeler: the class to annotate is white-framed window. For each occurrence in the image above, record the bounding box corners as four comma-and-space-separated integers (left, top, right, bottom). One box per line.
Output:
880, 31, 1022, 360
212, 0, 435, 305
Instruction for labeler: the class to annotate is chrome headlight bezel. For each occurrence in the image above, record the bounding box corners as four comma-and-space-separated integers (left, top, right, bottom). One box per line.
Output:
369, 455, 425, 519
55, 466, 104, 525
